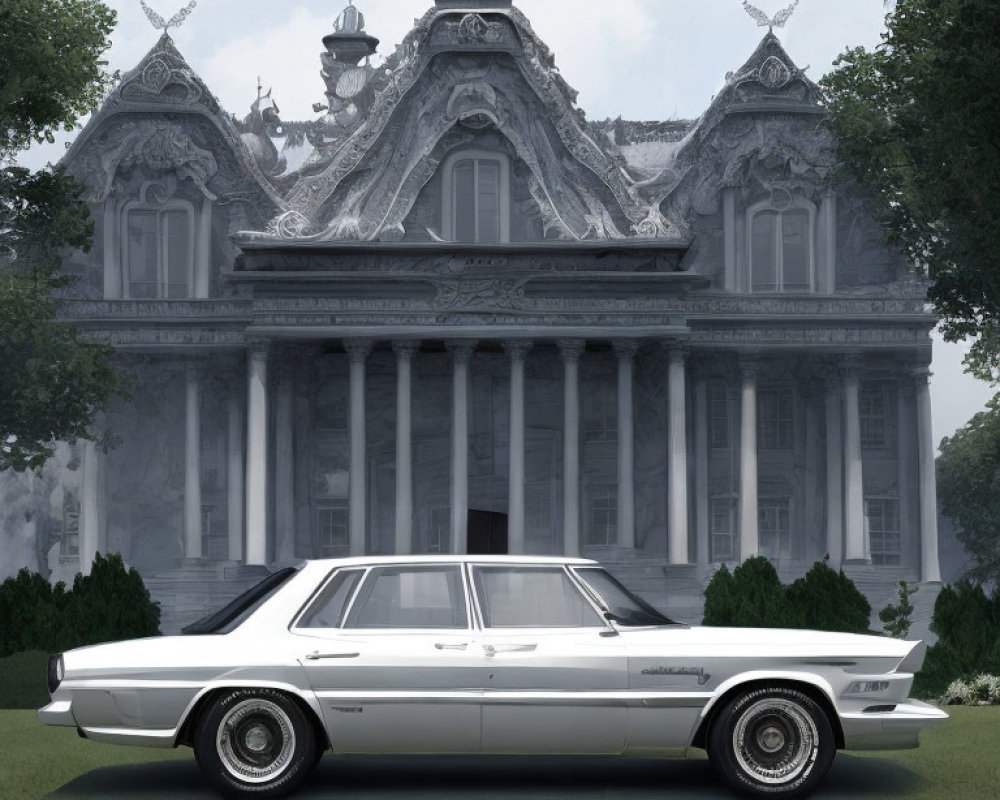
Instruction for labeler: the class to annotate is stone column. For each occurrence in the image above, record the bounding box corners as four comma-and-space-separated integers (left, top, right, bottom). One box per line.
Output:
184, 362, 204, 560
692, 366, 710, 566
824, 372, 844, 568
667, 343, 690, 564
505, 340, 532, 555
393, 341, 419, 555
245, 343, 269, 566
914, 366, 943, 582
739, 354, 759, 560
842, 354, 867, 562
274, 357, 296, 562
614, 340, 639, 550
79, 439, 101, 574
227, 373, 245, 562
448, 341, 477, 554
345, 339, 373, 557
559, 340, 586, 558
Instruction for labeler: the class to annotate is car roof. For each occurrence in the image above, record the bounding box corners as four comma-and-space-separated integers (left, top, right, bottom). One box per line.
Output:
297, 555, 598, 568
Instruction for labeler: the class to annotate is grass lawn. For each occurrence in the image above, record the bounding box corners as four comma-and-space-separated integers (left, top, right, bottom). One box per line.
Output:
0, 706, 996, 799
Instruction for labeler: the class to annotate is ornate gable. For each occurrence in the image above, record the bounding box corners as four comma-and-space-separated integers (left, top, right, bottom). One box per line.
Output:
248, 4, 686, 244
64, 34, 283, 211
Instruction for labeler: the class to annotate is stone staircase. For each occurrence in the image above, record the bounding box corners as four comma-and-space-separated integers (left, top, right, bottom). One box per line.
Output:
142, 561, 271, 635
841, 564, 941, 643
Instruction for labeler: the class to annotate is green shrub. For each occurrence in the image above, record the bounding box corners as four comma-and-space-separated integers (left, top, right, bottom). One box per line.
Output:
784, 561, 871, 634
913, 580, 1000, 698
0, 553, 159, 658
879, 580, 919, 638
703, 557, 870, 634
704, 557, 786, 627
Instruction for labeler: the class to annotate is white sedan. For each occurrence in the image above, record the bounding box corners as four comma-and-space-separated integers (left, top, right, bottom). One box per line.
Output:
39, 556, 947, 798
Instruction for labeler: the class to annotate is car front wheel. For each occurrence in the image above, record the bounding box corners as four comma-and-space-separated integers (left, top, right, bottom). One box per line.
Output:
708, 685, 835, 798
194, 688, 317, 798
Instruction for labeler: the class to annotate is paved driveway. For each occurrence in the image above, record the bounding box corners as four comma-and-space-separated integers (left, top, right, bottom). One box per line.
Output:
48, 753, 923, 799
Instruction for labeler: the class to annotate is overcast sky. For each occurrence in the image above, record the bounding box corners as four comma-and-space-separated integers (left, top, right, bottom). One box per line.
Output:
16, 0, 995, 443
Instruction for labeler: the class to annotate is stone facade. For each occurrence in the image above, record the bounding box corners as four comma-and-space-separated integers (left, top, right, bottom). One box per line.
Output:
2, 1, 941, 635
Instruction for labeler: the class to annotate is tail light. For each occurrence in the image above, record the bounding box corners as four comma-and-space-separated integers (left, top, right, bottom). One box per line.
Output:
47, 654, 64, 695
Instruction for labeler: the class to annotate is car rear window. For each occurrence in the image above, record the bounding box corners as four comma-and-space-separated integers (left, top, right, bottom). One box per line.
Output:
182, 567, 298, 635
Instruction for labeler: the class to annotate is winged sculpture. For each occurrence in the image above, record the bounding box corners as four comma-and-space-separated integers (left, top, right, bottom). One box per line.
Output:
742, 0, 800, 29
141, 1, 198, 31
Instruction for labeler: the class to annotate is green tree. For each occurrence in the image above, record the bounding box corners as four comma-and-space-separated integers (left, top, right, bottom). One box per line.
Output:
703, 556, 786, 628
821, 0, 1000, 379
936, 398, 1000, 584
1, 0, 125, 472
784, 561, 872, 634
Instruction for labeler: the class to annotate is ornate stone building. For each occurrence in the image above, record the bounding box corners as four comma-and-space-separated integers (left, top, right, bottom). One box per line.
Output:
18, 0, 943, 632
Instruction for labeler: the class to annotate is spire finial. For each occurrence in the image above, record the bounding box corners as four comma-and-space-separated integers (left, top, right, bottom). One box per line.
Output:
742, 0, 800, 32
140, 1, 198, 32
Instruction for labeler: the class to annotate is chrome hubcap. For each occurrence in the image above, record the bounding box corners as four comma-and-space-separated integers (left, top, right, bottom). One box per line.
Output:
244, 725, 270, 753
216, 699, 296, 784
733, 698, 818, 786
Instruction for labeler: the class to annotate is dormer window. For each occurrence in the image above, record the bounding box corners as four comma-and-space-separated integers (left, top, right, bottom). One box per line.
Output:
123, 203, 194, 299
442, 150, 510, 243
748, 200, 815, 293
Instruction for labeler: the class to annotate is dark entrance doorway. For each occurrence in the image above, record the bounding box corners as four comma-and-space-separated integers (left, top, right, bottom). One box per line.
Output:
467, 510, 509, 555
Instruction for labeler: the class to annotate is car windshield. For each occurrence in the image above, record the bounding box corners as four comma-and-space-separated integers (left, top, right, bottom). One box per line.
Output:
182, 567, 299, 635
573, 567, 679, 627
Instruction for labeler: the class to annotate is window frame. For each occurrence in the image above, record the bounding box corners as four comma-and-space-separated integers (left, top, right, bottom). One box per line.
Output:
468, 563, 608, 630
441, 149, 511, 244
709, 495, 737, 563
757, 386, 796, 451
758, 496, 793, 563
865, 497, 902, 566
746, 198, 817, 294
340, 564, 473, 631
121, 197, 195, 300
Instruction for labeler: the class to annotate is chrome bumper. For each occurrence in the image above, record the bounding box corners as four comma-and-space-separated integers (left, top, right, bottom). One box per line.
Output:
37, 700, 75, 728
841, 698, 949, 750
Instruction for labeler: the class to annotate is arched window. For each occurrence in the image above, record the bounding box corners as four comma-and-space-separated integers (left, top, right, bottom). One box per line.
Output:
120, 182, 195, 299
748, 199, 815, 293
442, 150, 510, 244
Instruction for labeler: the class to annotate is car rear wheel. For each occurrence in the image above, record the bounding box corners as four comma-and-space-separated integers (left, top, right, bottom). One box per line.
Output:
194, 688, 317, 798
708, 685, 835, 798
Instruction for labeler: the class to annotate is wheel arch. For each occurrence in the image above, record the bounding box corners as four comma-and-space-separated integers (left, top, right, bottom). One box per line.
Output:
176, 685, 330, 753
690, 676, 845, 751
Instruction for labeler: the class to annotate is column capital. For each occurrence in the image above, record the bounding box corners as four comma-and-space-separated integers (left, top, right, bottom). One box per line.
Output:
503, 339, 533, 363
557, 339, 586, 363
612, 338, 640, 361
446, 340, 478, 366
186, 359, 209, 382
392, 339, 421, 361
911, 364, 932, 386
247, 338, 270, 359
738, 351, 760, 382
840, 352, 864, 380
662, 340, 690, 364
344, 338, 374, 364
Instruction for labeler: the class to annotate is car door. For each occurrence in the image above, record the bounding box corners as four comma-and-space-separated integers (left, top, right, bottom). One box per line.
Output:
293, 563, 483, 754
470, 564, 629, 754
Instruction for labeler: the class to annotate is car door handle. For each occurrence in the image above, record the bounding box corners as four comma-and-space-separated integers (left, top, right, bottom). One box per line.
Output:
305, 651, 360, 660
483, 643, 537, 656
434, 642, 469, 650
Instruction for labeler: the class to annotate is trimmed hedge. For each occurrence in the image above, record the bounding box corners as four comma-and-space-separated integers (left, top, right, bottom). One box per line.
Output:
703, 556, 872, 634
0, 552, 160, 659
913, 580, 1000, 698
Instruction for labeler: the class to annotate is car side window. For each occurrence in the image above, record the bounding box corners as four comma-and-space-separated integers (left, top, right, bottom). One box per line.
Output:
296, 569, 364, 629
473, 566, 605, 628
344, 565, 468, 629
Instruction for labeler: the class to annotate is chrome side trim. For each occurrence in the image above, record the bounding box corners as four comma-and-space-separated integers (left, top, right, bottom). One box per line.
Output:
79, 725, 178, 748
313, 690, 712, 709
